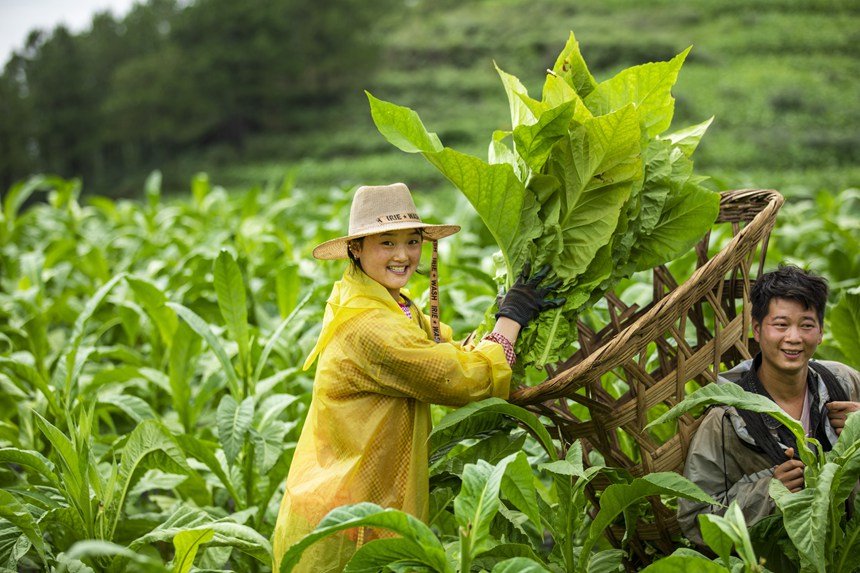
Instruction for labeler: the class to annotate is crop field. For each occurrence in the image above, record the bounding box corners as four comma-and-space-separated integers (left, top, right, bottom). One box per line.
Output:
1, 167, 858, 571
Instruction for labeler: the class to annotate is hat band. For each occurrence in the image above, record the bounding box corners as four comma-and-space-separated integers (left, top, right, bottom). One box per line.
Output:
374, 211, 421, 225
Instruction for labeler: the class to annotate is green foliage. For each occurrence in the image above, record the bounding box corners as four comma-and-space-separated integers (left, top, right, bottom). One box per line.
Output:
0, 173, 321, 571
2, 167, 858, 571
368, 33, 719, 370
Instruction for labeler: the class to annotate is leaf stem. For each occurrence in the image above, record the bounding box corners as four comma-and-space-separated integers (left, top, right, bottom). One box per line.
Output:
537, 307, 564, 368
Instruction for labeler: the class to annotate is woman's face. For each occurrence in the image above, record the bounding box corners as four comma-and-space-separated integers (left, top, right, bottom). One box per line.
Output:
351, 228, 423, 300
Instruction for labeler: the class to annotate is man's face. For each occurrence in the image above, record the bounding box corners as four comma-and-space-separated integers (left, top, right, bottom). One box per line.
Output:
753, 297, 823, 380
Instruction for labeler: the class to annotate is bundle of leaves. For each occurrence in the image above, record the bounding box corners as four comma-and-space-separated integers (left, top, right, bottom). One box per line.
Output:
368, 32, 720, 372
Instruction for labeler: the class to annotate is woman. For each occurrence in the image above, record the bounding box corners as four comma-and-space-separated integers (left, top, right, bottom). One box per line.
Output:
272, 182, 562, 572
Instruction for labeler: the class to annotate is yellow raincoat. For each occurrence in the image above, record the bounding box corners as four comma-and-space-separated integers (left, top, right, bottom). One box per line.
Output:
272, 268, 512, 572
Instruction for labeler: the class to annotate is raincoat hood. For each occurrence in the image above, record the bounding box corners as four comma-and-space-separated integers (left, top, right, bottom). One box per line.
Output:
303, 267, 423, 370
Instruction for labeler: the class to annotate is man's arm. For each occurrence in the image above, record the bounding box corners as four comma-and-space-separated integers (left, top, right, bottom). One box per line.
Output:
678, 406, 781, 546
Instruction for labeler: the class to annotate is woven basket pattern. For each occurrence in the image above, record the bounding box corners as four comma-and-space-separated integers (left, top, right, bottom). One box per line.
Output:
509, 188, 785, 560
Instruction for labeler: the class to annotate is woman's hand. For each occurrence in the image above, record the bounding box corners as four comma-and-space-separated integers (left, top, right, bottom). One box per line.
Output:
495, 263, 565, 328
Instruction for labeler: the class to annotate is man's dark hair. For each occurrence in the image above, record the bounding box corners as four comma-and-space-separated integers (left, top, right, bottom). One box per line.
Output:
750, 263, 829, 325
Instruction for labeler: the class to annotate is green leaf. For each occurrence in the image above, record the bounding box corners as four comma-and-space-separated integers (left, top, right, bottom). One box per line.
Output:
214, 250, 251, 383
206, 520, 272, 566
129, 504, 212, 547
344, 537, 448, 573
128, 502, 272, 563
279, 503, 448, 573
99, 394, 158, 423
454, 454, 520, 558
586, 549, 625, 573
433, 430, 527, 478
58, 540, 168, 572
175, 434, 243, 507
0, 357, 60, 416
585, 46, 691, 139
540, 104, 642, 279
646, 381, 816, 467
577, 472, 716, 573
0, 448, 59, 486
251, 420, 289, 475
64, 273, 126, 397
548, 31, 597, 99
664, 117, 714, 158
430, 397, 557, 461
0, 520, 31, 570
109, 420, 192, 541
638, 555, 729, 572
145, 170, 162, 213
499, 451, 542, 535
126, 275, 179, 346
769, 464, 833, 573
827, 410, 860, 509
830, 292, 860, 368
629, 181, 719, 272
217, 395, 254, 466
424, 148, 525, 265
2, 175, 50, 234
494, 64, 539, 130
366, 91, 443, 154
492, 557, 553, 572
833, 515, 860, 573
367, 92, 526, 269
254, 286, 320, 384
473, 543, 546, 569
172, 528, 214, 573
167, 301, 243, 400
168, 320, 198, 432
699, 502, 758, 569
275, 262, 300, 319
33, 412, 84, 503
0, 491, 47, 567
512, 100, 577, 172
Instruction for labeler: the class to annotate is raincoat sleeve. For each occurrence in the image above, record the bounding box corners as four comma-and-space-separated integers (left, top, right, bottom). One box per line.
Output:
335, 307, 511, 406
678, 406, 776, 547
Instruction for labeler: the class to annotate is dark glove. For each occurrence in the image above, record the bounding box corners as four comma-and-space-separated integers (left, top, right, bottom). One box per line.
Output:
495, 263, 566, 328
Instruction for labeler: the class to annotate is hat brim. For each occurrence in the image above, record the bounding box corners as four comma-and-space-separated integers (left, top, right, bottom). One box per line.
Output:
312, 222, 460, 260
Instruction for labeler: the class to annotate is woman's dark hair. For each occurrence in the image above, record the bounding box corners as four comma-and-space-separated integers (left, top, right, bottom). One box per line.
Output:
347, 238, 364, 271
750, 263, 829, 325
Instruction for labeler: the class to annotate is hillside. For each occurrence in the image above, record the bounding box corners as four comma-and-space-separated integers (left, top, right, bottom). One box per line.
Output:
215, 0, 860, 199
4, 0, 858, 198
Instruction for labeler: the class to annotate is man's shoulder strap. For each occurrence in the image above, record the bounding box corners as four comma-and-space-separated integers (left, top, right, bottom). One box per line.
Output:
809, 360, 849, 402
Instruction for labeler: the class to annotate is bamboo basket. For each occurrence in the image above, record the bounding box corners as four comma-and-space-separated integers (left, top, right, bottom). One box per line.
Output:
509, 188, 785, 563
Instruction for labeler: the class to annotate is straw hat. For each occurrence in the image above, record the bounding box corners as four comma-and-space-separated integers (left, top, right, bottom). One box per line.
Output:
312, 183, 460, 260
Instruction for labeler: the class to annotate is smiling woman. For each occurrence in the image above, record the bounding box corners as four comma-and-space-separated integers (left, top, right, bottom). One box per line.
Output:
347, 228, 424, 300
271, 182, 564, 572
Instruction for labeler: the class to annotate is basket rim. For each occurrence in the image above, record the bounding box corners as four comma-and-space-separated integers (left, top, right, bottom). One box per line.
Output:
510, 188, 785, 405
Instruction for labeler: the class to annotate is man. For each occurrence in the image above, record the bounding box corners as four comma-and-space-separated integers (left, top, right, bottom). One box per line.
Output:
678, 264, 860, 547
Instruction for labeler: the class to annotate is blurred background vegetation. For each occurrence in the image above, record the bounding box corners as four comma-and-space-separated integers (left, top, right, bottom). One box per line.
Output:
1, 0, 859, 200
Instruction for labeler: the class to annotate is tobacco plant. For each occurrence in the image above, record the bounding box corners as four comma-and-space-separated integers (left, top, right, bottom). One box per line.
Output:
280, 399, 718, 572
367, 31, 720, 369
